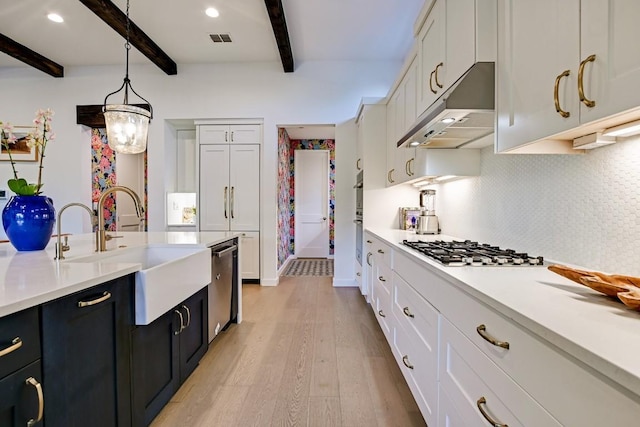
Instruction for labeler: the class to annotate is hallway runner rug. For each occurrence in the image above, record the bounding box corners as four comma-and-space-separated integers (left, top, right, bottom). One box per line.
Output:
282, 258, 334, 277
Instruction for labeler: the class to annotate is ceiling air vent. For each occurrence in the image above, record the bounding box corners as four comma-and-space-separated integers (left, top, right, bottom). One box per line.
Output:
209, 33, 232, 43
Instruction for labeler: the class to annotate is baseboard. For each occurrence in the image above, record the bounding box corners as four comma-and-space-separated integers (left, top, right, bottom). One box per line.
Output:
260, 278, 279, 286
277, 255, 295, 277
332, 278, 358, 287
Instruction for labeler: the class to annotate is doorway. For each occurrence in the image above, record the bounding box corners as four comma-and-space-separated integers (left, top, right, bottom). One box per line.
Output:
294, 150, 329, 257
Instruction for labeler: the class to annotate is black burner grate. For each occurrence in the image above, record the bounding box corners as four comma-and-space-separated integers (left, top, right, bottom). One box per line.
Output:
402, 240, 544, 266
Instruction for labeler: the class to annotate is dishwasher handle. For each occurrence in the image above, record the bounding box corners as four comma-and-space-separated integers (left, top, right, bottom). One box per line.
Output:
212, 244, 238, 257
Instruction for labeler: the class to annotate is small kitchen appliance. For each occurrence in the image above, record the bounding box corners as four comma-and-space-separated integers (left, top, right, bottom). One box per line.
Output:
416, 189, 439, 234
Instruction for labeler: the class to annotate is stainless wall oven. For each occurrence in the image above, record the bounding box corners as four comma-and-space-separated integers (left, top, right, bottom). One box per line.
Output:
354, 171, 363, 265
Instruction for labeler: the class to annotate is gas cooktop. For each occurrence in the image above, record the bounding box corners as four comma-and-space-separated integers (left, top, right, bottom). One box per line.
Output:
402, 240, 544, 266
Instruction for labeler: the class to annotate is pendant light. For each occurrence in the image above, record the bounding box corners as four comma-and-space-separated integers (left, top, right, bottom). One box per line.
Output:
102, 0, 153, 154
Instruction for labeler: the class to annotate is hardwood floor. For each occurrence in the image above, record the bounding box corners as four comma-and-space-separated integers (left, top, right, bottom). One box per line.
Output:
150, 276, 426, 427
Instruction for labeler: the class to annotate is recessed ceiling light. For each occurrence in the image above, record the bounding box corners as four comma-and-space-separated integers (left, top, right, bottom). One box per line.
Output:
409, 141, 420, 147
441, 117, 456, 124
47, 13, 64, 23
205, 7, 220, 18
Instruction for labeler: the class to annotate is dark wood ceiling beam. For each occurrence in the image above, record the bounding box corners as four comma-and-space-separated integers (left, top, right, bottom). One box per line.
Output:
264, 0, 294, 72
79, 0, 177, 75
0, 33, 64, 77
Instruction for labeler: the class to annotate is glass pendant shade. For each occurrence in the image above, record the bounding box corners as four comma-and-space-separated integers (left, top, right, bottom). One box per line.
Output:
104, 104, 151, 154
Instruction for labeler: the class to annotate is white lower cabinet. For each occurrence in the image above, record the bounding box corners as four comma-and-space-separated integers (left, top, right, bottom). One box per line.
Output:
440, 317, 561, 427
239, 232, 259, 280
366, 234, 640, 427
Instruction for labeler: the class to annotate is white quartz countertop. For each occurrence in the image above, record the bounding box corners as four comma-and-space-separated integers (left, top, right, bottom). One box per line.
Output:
0, 231, 239, 318
367, 228, 640, 399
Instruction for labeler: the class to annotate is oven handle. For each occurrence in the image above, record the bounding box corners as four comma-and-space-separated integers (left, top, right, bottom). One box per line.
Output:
212, 245, 238, 257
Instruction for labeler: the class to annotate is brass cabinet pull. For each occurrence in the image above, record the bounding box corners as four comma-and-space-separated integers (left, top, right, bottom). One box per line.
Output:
378, 276, 386, 282
402, 355, 414, 369
377, 249, 385, 254
356, 158, 362, 170
403, 307, 415, 318
366, 240, 373, 244
578, 54, 596, 108
26, 377, 44, 427
0, 337, 22, 357
378, 310, 386, 318
476, 324, 510, 349
366, 252, 373, 266
224, 186, 228, 219
356, 272, 361, 277
388, 168, 395, 184
477, 397, 508, 427
77, 291, 111, 308
405, 159, 411, 176
225, 131, 228, 142
181, 304, 191, 328
230, 131, 234, 142
230, 186, 235, 219
408, 158, 415, 176
429, 70, 437, 94
174, 309, 185, 335
434, 62, 444, 88
554, 70, 571, 118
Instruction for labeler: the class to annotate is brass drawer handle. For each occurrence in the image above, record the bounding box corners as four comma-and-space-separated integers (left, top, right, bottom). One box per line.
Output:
366, 252, 372, 266
434, 62, 444, 88
174, 309, 185, 335
429, 70, 437, 94
578, 54, 596, 108
0, 337, 23, 357
388, 168, 395, 183
554, 70, 571, 118
402, 355, 414, 369
476, 324, 510, 349
378, 310, 386, 318
182, 304, 191, 328
378, 276, 386, 282
366, 240, 373, 244
403, 307, 415, 318
224, 186, 228, 219
77, 291, 111, 308
26, 377, 44, 427
377, 249, 384, 254
356, 158, 362, 170
477, 397, 508, 427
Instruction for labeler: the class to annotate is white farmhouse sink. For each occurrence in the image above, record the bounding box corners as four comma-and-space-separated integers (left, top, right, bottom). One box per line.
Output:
69, 246, 211, 325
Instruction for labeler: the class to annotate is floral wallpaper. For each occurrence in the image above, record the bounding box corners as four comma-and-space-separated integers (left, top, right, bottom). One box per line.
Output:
91, 128, 117, 231
276, 128, 336, 270
91, 128, 148, 231
277, 128, 292, 269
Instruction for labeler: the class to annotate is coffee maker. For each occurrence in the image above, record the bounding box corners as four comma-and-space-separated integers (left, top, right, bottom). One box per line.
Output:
417, 189, 439, 234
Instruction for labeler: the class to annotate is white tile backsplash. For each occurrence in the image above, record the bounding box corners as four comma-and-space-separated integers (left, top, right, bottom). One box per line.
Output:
435, 137, 640, 275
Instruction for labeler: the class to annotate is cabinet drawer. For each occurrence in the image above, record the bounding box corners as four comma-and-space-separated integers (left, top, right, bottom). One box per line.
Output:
440, 317, 561, 427
0, 360, 43, 426
393, 311, 438, 426
392, 271, 438, 354
372, 279, 392, 340
0, 307, 40, 379
376, 262, 392, 295
439, 281, 640, 426
373, 240, 393, 269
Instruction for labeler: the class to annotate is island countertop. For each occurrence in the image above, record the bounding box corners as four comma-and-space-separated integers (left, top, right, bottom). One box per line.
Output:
0, 231, 239, 318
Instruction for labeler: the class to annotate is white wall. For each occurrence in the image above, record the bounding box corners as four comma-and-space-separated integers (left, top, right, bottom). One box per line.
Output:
435, 138, 640, 276
0, 60, 399, 283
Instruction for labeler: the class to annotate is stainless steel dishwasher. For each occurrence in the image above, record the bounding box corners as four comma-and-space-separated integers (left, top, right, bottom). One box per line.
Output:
208, 240, 238, 342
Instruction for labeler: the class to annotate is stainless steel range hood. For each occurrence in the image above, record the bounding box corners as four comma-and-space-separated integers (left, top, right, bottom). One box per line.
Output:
398, 62, 495, 149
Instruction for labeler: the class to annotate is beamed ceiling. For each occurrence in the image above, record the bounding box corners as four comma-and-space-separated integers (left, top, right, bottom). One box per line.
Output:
0, 0, 423, 77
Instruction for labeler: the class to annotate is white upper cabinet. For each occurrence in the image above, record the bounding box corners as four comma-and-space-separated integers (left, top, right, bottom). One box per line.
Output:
496, 0, 640, 153
198, 124, 261, 144
416, 0, 495, 119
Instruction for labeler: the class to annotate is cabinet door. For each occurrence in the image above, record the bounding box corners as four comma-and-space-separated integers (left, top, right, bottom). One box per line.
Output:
417, 0, 445, 114
444, 0, 476, 90
229, 145, 260, 231
131, 309, 180, 427
239, 231, 260, 280
178, 287, 208, 383
496, 0, 580, 152
229, 125, 261, 144
199, 145, 231, 231
394, 147, 416, 184
0, 361, 43, 427
198, 125, 230, 144
386, 90, 399, 187
42, 276, 133, 427
403, 57, 418, 131
0, 307, 40, 379
580, 0, 640, 124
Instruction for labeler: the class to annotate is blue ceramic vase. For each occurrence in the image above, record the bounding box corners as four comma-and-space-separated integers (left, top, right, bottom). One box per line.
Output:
2, 195, 56, 251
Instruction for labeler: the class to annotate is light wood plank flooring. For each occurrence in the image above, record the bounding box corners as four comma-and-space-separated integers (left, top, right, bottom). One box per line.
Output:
151, 276, 426, 427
